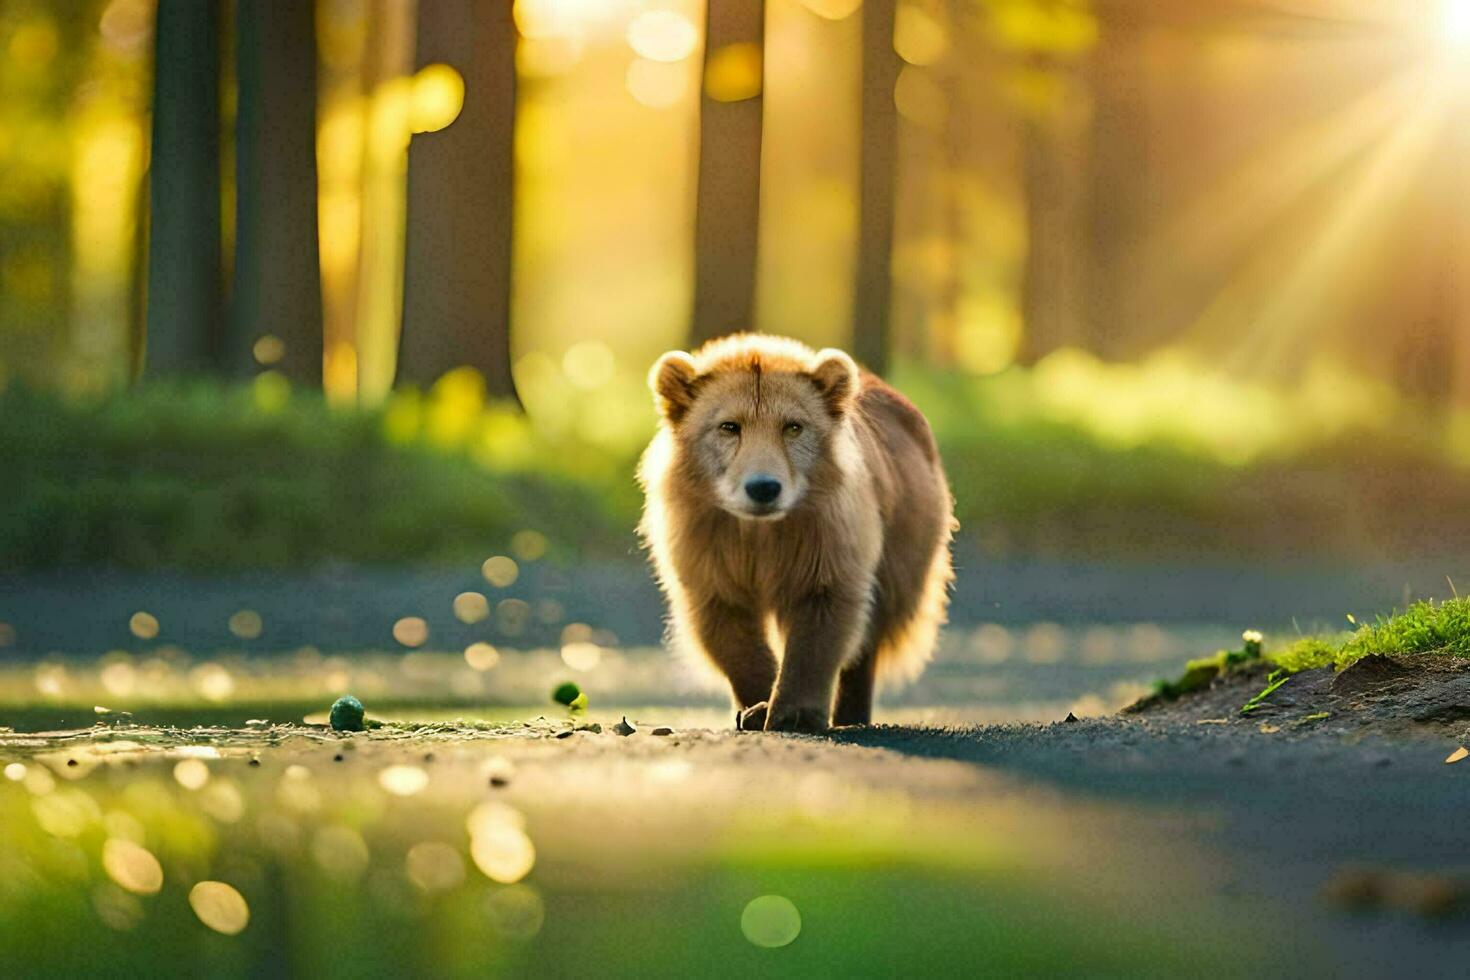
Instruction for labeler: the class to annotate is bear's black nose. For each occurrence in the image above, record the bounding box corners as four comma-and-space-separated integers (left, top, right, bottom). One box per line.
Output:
744, 476, 782, 505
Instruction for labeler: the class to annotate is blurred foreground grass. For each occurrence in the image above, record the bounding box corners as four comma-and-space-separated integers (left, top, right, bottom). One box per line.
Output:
7, 351, 1470, 569
0, 716, 1260, 977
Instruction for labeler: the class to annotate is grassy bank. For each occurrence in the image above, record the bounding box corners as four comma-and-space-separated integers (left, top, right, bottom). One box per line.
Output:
1148, 597, 1470, 709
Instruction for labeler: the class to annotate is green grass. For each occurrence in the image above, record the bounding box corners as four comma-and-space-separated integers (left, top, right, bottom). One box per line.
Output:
1147, 597, 1470, 708
1272, 597, 1470, 671
7, 366, 1470, 569
0, 381, 633, 569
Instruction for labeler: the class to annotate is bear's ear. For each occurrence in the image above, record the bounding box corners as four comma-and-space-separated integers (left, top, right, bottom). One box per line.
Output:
650, 350, 700, 422
809, 349, 858, 417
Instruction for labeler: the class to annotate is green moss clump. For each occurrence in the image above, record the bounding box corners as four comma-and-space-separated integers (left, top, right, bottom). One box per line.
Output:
1337, 598, 1470, 664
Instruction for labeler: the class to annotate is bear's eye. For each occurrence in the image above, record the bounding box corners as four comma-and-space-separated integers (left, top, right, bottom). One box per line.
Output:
783, 421, 803, 437
718, 420, 741, 435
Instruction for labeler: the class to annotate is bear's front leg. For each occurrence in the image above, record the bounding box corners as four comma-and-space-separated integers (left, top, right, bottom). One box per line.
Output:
766, 588, 869, 734
687, 594, 778, 715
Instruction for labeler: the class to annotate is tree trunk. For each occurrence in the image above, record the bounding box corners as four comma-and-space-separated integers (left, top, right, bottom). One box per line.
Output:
852, 0, 900, 375
231, 0, 324, 385
397, 0, 519, 400
145, 0, 223, 377
690, 0, 765, 348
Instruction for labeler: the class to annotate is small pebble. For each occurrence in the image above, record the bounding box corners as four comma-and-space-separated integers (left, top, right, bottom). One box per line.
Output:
489, 776, 509, 788
67, 759, 77, 767
329, 695, 366, 732
423, 753, 435, 763
614, 716, 637, 737
555, 730, 574, 740
333, 754, 344, 762
651, 727, 673, 736
1062, 712, 1079, 724
248, 758, 261, 767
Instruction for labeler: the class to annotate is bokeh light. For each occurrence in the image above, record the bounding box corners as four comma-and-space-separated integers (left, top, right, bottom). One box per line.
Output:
251, 335, 285, 366
562, 340, 616, 390
481, 556, 519, 588
189, 881, 250, 935
464, 642, 501, 671
92, 884, 144, 932
392, 617, 429, 648
510, 530, 547, 561
560, 641, 601, 671
173, 758, 211, 790
741, 895, 802, 948
453, 591, 491, 624
128, 612, 159, 640
410, 63, 465, 134
626, 10, 699, 63
312, 825, 370, 880
894, 65, 945, 128
485, 885, 546, 939
894, 5, 946, 66
228, 610, 264, 640
469, 821, 535, 884
378, 764, 430, 797
33, 789, 98, 836
627, 57, 691, 109
705, 42, 763, 102
190, 663, 236, 702
406, 841, 465, 893
495, 599, 531, 635
102, 839, 163, 895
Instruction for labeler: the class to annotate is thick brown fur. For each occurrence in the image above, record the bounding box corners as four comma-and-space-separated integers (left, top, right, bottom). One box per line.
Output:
638, 333, 955, 733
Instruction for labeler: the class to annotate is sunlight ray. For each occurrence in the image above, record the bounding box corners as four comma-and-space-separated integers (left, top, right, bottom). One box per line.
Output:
1204, 72, 1455, 373
1153, 65, 1431, 272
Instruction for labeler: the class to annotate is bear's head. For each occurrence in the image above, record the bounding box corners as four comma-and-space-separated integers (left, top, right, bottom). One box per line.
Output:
648, 335, 859, 521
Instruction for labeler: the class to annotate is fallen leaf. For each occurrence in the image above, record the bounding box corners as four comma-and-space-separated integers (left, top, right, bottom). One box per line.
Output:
1196, 718, 1228, 725
1445, 747, 1468, 764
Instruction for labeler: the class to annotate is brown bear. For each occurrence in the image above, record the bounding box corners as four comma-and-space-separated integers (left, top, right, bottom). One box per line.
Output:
638, 333, 954, 733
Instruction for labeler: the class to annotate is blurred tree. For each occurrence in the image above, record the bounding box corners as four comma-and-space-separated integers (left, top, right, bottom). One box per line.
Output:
353, 0, 414, 401
1018, 62, 1090, 364
1084, 11, 1149, 361
0, 3, 88, 385
399, 0, 520, 402
231, 0, 324, 385
690, 0, 765, 347
145, 0, 224, 377
853, 0, 900, 374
